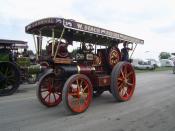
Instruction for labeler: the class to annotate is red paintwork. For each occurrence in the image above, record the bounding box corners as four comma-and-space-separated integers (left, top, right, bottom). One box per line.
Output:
78, 64, 96, 86
78, 64, 113, 87
67, 76, 92, 113
95, 75, 110, 87
39, 74, 62, 107
117, 63, 136, 101
78, 65, 94, 75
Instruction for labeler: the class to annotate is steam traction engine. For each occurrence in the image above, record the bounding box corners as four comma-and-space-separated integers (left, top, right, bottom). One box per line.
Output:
0, 39, 42, 96
25, 17, 144, 114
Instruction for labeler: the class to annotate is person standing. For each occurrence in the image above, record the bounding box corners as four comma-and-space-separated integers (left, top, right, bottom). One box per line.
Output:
121, 42, 131, 61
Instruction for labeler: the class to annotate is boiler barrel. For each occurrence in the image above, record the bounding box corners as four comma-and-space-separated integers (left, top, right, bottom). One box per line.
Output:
59, 65, 95, 77
59, 65, 78, 77
77, 65, 95, 75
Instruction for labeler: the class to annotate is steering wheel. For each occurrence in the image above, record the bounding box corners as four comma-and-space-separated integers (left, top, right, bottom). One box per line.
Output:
108, 47, 121, 68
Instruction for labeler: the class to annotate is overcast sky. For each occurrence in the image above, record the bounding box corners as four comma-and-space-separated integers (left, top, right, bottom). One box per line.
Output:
1, 0, 175, 60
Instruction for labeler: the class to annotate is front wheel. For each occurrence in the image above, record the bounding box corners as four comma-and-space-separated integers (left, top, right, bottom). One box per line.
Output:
110, 62, 136, 102
62, 74, 93, 114
36, 73, 63, 107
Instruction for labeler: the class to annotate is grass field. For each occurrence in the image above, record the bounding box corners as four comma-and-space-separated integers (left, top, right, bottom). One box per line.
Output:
135, 67, 173, 73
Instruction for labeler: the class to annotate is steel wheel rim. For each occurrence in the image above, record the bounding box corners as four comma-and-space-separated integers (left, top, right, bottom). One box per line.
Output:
67, 77, 92, 113
117, 63, 135, 100
39, 74, 62, 106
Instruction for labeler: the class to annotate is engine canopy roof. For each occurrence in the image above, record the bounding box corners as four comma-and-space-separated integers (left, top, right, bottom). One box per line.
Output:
25, 17, 144, 46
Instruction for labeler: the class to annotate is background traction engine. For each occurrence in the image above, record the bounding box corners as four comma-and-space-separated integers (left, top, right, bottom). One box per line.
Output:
0, 48, 20, 96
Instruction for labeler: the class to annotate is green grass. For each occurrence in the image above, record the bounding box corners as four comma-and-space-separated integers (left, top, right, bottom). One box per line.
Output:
135, 67, 173, 73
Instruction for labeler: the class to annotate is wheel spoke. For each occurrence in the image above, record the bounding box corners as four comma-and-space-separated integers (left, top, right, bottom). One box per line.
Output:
76, 79, 80, 91
53, 93, 57, 101
44, 92, 50, 100
121, 87, 128, 96
82, 85, 88, 93
119, 89, 125, 97
126, 71, 133, 78
80, 80, 83, 87
126, 81, 133, 86
118, 83, 123, 90
82, 93, 88, 97
76, 79, 79, 87
121, 70, 125, 78
117, 77, 123, 81
125, 91, 129, 96
114, 52, 117, 57
123, 66, 127, 77
48, 93, 51, 104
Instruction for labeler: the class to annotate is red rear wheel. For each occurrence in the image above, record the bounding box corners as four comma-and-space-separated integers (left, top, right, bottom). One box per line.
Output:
62, 74, 93, 114
111, 62, 136, 101
37, 73, 62, 107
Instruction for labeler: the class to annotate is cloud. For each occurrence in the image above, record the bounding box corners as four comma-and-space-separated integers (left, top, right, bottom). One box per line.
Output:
0, 0, 83, 21
0, 0, 175, 59
71, 0, 174, 23
152, 22, 175, 34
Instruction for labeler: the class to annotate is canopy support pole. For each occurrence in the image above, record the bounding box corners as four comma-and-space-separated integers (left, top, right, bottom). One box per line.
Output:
52, 29, 55, 57
54, 28, 65, 60
33, 34, 38, 60
130, 43, 137, 59
39, 31, 42, 57
95, 43, 97, 54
